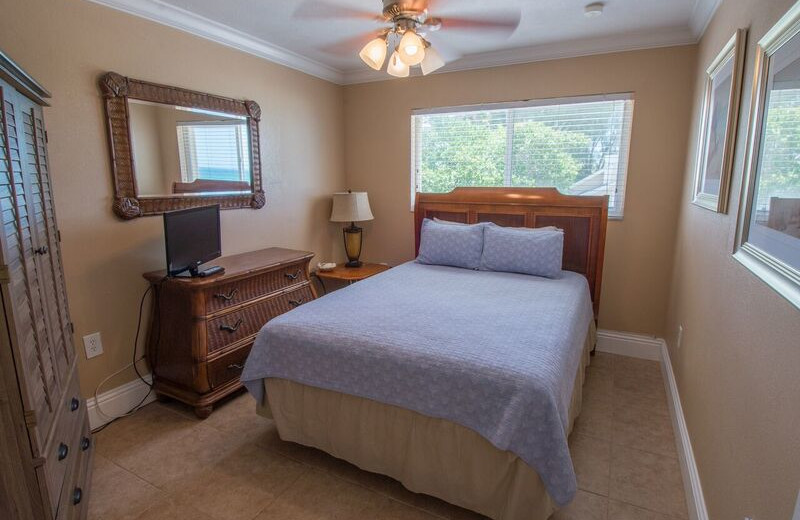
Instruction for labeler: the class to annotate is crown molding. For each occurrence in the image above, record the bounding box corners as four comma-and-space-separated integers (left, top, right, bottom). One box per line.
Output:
690, 0, 723, 38
341, 27, 697, 85
85, 0, 721, 87
85, 0, 343, 84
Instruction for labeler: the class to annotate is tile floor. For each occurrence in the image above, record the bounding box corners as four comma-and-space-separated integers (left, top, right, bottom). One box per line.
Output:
88, 353, 688, 520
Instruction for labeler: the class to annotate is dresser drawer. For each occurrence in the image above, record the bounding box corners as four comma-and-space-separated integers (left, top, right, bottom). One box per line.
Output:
39, 365, 85, 515
207, 285, 314, 354
208, 344, 252, 389
56, 417, 93, 520
204, 262, 309, 314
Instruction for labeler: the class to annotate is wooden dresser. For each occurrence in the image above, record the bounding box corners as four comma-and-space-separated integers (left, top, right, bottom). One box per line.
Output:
143, 247, 315, 418
0, 52, 92, 519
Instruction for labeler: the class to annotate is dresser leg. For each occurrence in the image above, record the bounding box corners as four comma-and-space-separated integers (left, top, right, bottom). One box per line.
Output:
194, 404, 213, 419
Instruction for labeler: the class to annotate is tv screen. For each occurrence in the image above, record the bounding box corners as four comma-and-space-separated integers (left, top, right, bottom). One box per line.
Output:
164, 205, 221, 276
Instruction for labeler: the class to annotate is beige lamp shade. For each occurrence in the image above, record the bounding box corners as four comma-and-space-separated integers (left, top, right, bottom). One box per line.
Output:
330, 191, 374, 223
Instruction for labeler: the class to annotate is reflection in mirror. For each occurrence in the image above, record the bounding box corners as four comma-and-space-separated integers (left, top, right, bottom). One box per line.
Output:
128, 100, 252, 197
749, 29, 800, 272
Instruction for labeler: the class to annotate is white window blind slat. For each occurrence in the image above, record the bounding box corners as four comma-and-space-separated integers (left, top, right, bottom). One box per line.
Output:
176, 122, 251, 184
410, 94, 635, 218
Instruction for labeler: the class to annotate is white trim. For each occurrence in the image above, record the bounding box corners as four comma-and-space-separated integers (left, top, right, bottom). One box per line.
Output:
87, 373, 156, 430
660, 340, 710, 520
82, 0, 715, 86
411, 92, 634, 116
595, 329, 709, 520
690, 0, 724, 39
595, 329, 663, 360
342, 28, 697, 85
84, 0, 343, 84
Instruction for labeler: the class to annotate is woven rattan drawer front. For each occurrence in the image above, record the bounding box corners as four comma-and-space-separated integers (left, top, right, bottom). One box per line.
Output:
204, 262, 309, 315
208, 344, 252, 390
206, 285, 313, 354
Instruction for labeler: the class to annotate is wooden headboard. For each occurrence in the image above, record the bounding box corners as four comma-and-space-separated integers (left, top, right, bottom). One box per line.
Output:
414, 187, 608, 317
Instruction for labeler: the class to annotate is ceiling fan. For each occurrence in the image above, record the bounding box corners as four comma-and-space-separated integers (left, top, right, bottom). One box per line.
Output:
295, 0, 521, 78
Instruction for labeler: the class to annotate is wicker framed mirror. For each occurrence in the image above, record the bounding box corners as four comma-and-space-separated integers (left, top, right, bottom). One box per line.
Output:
99, 72, 264, 219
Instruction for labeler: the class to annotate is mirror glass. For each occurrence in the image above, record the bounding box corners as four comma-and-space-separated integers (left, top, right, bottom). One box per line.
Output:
127, 99, 253, 197
748, 30, 800, 273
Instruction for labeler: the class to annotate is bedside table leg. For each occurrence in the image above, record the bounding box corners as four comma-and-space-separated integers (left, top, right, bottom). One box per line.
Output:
194, 404, 213, 419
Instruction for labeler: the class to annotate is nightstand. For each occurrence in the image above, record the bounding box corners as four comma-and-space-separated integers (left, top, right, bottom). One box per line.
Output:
314, 262, 390, 294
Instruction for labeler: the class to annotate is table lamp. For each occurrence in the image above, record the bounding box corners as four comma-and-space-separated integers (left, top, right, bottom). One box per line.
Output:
330, 191, 374, 268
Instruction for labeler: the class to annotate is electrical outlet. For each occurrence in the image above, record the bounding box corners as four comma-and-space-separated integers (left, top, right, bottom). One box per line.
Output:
677, 325, 684, 349
83, 332, 103, 359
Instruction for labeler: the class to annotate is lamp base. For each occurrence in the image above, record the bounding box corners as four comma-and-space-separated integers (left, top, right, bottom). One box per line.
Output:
343, 223, 364, 268
345, 260, 363, 268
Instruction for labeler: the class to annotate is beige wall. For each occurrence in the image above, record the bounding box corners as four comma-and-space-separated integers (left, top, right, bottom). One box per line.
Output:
665, 0, 800, 518
344, 46, 697, 335
0, 0, 345, 396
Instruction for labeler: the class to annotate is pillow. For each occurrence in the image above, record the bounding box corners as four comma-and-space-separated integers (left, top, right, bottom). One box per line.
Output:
417, 218, 484, 269
480, 225, 564, 278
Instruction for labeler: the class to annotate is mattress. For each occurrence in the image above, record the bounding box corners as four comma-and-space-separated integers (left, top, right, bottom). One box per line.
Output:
242, 261, 595, 505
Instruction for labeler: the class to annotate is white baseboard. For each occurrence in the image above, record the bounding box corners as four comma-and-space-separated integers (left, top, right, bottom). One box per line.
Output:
87, 373, 155, 430
659, 340, 709, 520
596, 329, 663, 360
595, 328, 708, 520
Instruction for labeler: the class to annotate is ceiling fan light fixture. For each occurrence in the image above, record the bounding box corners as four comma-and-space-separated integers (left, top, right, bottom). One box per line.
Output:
397, 29, 426, 65
420, 44, 445, 75
358, 36, 388, 70
387, 50, 410, 77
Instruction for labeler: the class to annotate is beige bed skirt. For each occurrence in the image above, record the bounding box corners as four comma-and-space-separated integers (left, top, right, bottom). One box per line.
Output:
257, 322, 596, 520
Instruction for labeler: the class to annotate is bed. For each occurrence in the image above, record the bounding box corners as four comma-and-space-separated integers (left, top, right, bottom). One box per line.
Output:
242, 187, 608, 520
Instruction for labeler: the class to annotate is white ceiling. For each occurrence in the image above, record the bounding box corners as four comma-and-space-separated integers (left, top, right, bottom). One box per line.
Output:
87, 0, 721, 84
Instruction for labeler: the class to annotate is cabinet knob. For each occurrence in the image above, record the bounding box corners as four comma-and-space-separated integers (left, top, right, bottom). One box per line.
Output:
70, 397, 79, 412
219, 318, 243, 333
57, 443, 69, 461
285, 270, 301, 280
72, 487, 82, 506
80, 437, 91, 451
288, 298, 304, 307
227, 363, 244, 370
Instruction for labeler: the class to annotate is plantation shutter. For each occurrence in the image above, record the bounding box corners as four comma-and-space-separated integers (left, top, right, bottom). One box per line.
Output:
411, 93, 635, 218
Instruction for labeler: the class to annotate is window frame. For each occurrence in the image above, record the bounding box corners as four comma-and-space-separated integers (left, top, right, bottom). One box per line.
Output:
734, 2, 800, 310
175, 120, 252, 184
409, 92, 635, 219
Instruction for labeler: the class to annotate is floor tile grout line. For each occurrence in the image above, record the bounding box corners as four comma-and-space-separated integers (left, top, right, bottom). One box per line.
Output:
242, 466, 311, 520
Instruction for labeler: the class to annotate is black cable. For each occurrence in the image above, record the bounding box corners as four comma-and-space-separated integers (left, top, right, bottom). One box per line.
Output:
132, 284, 153, 388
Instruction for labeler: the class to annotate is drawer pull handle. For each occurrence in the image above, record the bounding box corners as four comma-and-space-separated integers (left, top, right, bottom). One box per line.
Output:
288, 298, 304, 307
57, 443, 69, 461
80, 437, 91, 451
220, 319, 243, 333
70, 397, 79, 412
214, 288, 238, 301
285, 270, 301, 280
72, 487, 82, 506
34, 246, 48, 255
227, 363, 244, 370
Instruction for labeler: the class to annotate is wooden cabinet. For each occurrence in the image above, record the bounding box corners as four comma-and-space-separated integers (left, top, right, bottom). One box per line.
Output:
143, 247, 315, 418
0, 52, 92, 520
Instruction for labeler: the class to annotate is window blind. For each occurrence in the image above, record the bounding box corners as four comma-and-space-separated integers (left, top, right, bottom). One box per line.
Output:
176, 121, 251, 183
411, 93, 635, 218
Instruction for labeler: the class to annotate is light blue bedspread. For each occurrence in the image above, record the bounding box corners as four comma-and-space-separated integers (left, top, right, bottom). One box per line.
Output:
242, 262, 594, 506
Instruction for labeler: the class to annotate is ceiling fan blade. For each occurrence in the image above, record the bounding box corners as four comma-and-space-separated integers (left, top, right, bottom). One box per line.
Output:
437, 12, 521, 34
322, 31, 385, 56
294, 0, 380, 21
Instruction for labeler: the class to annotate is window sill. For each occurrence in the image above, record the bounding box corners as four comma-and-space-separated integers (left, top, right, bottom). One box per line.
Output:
733, 244, 800, 311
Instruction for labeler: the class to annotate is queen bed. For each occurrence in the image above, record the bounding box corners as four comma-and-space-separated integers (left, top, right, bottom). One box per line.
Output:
242, 188, 608, 520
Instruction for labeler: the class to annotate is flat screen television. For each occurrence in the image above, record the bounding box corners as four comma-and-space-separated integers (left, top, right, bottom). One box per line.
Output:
163, 204, 223, 277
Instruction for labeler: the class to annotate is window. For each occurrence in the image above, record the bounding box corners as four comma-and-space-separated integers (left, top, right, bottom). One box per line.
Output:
735, 4, 800, 310
176, 121, 251, 184
411, 94, 635, 218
